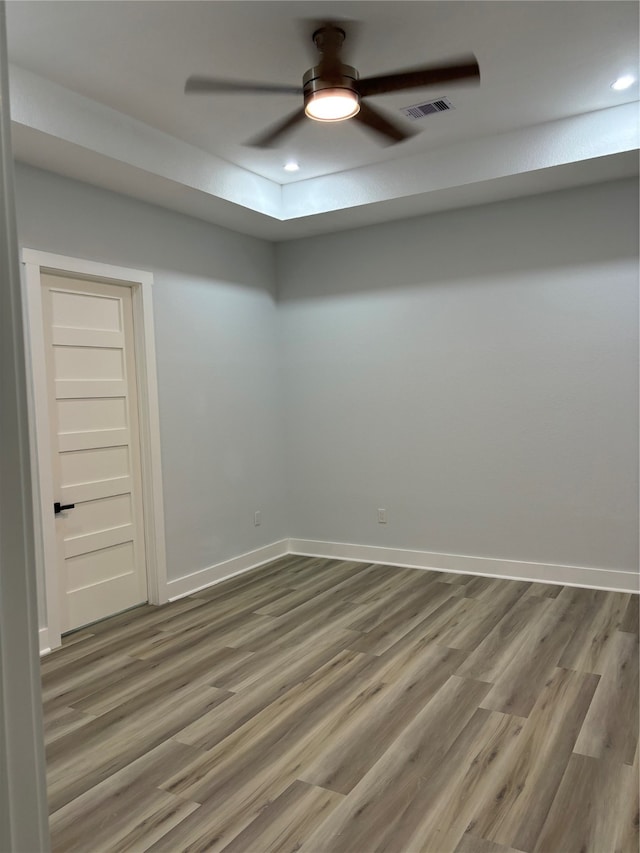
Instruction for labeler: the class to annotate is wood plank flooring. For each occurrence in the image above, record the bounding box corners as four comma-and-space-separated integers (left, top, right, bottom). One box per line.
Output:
41, 556, 639, 853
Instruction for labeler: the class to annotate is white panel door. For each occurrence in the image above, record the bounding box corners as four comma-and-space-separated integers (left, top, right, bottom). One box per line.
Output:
41, 273, 147, 632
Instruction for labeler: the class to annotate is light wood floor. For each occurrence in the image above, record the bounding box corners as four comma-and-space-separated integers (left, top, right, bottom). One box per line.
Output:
41, 556, 639, 853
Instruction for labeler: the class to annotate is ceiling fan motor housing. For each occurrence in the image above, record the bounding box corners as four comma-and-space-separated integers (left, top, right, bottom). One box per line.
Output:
302, 64, 360, 110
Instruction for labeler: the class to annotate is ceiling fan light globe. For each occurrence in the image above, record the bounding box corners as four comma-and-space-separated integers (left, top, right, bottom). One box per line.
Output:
305, 89, 360, 121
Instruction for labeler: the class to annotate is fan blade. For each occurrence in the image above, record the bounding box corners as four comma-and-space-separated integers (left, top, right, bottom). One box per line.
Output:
353, 101, 416, 145
185, 76, 302, 96
246, 107, 307, 148
357, 56, 480, 98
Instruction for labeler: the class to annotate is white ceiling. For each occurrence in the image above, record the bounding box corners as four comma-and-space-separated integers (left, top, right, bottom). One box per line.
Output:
6, 0, 640, 240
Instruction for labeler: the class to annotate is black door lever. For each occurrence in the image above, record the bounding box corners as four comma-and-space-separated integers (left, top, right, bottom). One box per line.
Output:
54, 501, 75, 515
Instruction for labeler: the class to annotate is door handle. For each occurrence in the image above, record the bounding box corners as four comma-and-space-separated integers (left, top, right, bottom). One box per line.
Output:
54, 501, 75, 515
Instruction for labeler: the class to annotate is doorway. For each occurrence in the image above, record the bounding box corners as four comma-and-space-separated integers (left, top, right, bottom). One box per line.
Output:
22, 250, 168, 651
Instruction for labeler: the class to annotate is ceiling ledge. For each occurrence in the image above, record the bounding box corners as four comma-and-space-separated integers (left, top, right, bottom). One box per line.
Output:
277, 151, 640, 240
9, 64, 639, 241
9, 65, 282, 219
281, 104, 639, 218
10, 123, 289, 241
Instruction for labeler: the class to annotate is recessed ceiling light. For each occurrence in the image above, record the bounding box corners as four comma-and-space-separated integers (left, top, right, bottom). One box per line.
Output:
284, 161, 300, 172
611, 75, 635, 91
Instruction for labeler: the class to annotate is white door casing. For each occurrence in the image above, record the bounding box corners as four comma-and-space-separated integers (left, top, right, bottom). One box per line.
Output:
22, 250, 168, 650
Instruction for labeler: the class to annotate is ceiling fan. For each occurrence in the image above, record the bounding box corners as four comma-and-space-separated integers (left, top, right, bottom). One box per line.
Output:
185, 21, 480, 148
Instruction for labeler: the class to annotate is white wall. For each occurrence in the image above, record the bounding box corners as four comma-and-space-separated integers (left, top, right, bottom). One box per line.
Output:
0, 6, 49, 843
14, 164, 287, 592
277, 180, 639, 576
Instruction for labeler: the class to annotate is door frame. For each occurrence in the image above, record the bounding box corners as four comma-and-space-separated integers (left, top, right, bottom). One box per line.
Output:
21, 249, 169, 652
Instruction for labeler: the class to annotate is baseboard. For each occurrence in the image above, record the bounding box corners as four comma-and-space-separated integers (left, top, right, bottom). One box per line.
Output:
38, 537, 637, 651
165, 539, 290, 600
287, 539, 640, 593
39, 627, 51, 656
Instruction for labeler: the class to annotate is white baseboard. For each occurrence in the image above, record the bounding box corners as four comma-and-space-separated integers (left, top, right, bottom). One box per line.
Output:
165, 539, 290, 600
38, 537, 637, 651
287, 539, 640, 594
39, 627, 50, 656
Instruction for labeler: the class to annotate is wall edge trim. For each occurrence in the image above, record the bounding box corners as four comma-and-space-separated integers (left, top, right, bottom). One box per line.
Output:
38, 627, 50, 656
165, 539, 290, 600
288, 539, 640, 593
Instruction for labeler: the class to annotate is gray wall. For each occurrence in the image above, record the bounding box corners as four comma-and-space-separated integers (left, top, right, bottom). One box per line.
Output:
14, 163, 287, 585
14, 165, 639, 600
277, 180, 639, 573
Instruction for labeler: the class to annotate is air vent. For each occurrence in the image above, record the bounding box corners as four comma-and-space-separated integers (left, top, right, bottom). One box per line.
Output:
400, 97, 454, 120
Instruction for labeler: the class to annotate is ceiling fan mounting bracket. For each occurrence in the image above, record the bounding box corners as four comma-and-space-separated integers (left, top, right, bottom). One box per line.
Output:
312, 25, 346, 54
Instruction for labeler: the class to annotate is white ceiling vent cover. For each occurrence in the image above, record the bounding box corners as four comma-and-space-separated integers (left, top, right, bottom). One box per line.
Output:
401, 97, 454, 120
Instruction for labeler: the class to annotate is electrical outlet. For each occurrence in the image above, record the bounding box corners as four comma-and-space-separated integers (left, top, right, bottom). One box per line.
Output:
254, 510, 261, 527
378, 508, 387, 524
